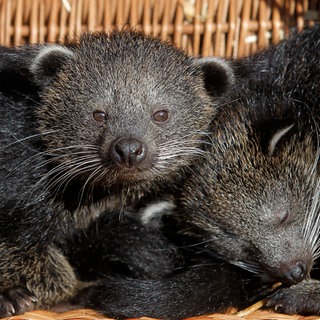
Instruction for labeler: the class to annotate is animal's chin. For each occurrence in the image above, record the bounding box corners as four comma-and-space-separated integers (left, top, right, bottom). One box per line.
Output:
114, 167, 150, 182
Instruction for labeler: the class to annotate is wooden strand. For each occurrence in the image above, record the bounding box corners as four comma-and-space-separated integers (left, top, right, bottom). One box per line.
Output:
0, 0, 318, 57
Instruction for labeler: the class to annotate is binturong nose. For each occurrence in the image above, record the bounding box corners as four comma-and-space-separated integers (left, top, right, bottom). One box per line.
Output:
279, 261, 309, 285
110, 137, 147, 167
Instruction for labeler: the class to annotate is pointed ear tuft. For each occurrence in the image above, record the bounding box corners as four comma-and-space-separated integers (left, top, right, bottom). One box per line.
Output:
197, 57, 235, 97
30, 45, 74, 86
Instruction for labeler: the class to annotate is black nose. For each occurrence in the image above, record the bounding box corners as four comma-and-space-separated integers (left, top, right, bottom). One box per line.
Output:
280, 261, 308, 285
110, 137, 147, 167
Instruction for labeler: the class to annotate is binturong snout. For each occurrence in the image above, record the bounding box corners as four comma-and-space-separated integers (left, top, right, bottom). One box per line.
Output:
110, 136, 147, 167
260, 241, 314, 286
278, 260, 310, 285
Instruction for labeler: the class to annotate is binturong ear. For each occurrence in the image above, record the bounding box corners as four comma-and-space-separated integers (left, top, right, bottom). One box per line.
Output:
30, 45, 74, 87
197, 57, 235, 97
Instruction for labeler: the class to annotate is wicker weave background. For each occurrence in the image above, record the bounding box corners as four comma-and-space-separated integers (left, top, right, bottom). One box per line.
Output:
1, 1, 320, 320
0, 0, 319, 57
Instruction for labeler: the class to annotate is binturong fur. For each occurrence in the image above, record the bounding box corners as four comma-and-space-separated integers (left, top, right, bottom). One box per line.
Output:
64, 25, 320, 319
0, 29, 234, 316
62, 205, 266, 320
165, 24, 320, 316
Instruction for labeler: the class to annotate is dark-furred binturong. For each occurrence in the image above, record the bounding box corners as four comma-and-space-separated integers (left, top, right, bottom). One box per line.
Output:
0, 29, 234, 316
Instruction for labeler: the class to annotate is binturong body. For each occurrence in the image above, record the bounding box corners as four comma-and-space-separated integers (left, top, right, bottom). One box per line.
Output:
66, 25, 320, 318
0, 30, 234, 316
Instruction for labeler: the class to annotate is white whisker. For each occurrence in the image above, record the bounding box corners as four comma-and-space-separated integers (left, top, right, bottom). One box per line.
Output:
1, 130, 57, 150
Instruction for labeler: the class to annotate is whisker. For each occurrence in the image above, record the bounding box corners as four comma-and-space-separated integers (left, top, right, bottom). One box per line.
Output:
77, 165, 106, 206
29, 156, 102, 204
1, 130, 57, 150
34, 152, 101, 170
230, 260, 263, 274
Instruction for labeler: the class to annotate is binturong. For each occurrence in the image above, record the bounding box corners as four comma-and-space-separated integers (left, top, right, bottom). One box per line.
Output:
0, 29, 234, 316
65, 25, 320, 318
176, 24, 320, 315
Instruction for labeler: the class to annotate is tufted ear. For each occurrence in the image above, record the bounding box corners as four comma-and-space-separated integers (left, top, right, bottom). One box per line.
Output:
30, 45, 74, 86
197, 57, 235, 97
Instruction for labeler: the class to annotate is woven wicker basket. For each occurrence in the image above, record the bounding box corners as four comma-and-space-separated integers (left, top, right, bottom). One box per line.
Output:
1, 0, 320, 320
0, 0, 319, 57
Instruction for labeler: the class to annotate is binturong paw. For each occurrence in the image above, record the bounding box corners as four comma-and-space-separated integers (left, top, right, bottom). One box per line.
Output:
0, 286, 38, 317
266, 279, 320, 315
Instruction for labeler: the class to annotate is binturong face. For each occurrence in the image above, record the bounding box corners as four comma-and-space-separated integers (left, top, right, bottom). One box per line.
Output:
31, 30, 234, 191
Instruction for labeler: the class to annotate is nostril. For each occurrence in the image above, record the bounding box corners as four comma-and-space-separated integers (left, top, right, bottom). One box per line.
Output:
127, 139, 146, 164
114, 143, 126, 162
130, 140, 144, 157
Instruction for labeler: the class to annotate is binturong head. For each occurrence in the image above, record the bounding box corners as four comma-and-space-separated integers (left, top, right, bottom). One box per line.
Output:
178, 25, 320, 287
28, 30, 235, 192
178, 90, 320, 286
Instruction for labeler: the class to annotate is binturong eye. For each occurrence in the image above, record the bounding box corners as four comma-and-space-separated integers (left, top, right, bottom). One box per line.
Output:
93, 110, 107, 123
277, 208, 290, 224
152, 109, 169, 124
